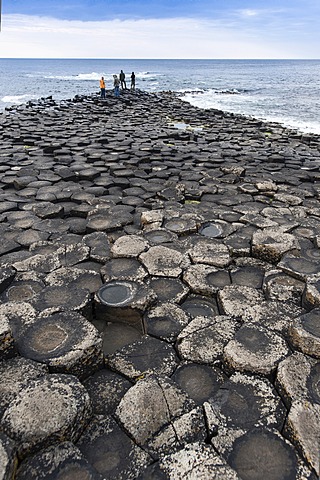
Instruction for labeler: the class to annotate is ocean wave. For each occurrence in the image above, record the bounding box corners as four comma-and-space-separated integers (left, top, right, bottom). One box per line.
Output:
260, 115, 320, 135
178, 87, 205, 94
24, 70, 163, 82
1, 94, 38, 103
182, 91, 320, 134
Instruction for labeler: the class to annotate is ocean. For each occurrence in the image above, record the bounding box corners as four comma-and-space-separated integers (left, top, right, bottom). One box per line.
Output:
0, 58, 320, 134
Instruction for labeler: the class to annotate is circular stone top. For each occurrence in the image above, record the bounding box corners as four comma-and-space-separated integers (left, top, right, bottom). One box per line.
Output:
199, 223, 223, 238
144, 229, 176, 245
96, 281, 138, 307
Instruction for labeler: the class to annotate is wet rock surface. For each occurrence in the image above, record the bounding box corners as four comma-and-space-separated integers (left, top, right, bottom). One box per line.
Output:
0, 89, 320, 478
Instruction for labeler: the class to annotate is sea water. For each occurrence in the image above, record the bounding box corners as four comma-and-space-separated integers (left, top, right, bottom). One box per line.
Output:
0, 58, 319, 134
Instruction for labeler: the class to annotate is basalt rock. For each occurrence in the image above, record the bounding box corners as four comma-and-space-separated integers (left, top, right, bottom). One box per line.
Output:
137, 441, 240, 480
176, 315, 240, 364
0, 357, 48, 417
0, 374, 92, 459
223, 323, 290, 376
16, 441, 104, 480
0, 89, 319, 478
0, 432, 18, 480
76, 415, 152, 479
15, 311, 103, 379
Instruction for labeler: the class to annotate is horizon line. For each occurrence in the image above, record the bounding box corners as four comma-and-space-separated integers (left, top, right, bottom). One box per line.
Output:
1, 57, 319, 61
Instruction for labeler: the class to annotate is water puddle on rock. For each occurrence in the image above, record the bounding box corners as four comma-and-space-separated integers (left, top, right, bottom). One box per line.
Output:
170, 121, 203, 132
97, 281, 137, 306
199, 223, 223, 238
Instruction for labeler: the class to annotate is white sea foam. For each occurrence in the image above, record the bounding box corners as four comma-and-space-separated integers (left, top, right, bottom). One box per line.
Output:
182, 90, 320, 135
1, 59, 320, 134
1, 94, 38, 103
25, 70, 162, 82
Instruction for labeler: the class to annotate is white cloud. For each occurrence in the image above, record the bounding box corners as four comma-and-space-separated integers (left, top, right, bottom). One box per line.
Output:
236, 8, 286, 18
0, 14, 317, 59
239, 9, 260, 17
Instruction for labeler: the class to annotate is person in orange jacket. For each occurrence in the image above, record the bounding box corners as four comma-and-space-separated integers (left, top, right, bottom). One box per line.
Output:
100, 76, 106, 99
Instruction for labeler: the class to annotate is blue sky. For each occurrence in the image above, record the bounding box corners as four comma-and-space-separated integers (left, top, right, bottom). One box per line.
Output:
1, 0, 319, 58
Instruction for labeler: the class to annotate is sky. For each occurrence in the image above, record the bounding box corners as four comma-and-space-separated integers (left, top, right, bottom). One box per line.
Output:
0, 0, 319, 59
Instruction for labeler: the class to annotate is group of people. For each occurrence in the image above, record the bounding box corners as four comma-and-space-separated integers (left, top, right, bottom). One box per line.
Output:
99, 70, 136, 98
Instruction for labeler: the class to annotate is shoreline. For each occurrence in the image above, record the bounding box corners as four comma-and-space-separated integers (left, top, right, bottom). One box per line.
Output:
3, 89, 320, 140
0, 89, 319, 479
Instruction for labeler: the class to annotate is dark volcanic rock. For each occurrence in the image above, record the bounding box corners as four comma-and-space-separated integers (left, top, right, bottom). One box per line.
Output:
0, 89, 320, 477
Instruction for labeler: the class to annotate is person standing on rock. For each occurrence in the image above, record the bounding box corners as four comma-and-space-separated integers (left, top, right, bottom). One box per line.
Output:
113, 75, 120, 97
130, 72, 136, 91
99, 76, 106, 99
119, 70, 126, 90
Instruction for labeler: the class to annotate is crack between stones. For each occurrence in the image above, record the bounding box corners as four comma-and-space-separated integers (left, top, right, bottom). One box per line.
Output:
155, 376, 181, 447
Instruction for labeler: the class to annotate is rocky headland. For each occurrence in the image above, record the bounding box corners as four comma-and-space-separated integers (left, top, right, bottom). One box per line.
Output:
0, 89, 319, 479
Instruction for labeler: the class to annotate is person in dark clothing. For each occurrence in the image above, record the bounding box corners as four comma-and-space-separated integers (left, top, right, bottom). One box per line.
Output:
130, 72, 136, 91
119, 70, 126, 90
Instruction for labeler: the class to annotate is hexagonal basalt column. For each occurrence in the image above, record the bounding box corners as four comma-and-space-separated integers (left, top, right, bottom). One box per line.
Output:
276, 352, 320, 408
106, 336, 179, 380
76, 415, 152, 479
83, 368, 132, 416
187, 237, 231, 268
243, 299, 303, 335
101, 258, 148, 283
302, 279, 320, 309
180, 295, 219, 319
199, 220, 235, 239
183, 264, 231, 295
279, 253, 320, 282
230, 264, 266, 289
15, 311, 103, 379
171, 363, 227, 405
163, 217, 198, 236
139, 246, 189, 277
95, 280, 156, 333
288, 309, 320, 358
252, 228, 299, 264
139, 442, 240, 479
144, 302, 190, 342
16, 442, 103, 480
29, 284, 92, 317
0, 357, 48, 417
217, 285, 264, 319
205, 372, 286, 457
223, 323, 290, 375
284, 400, 320, 477
140, 210, 164, 230
263, 269, 305, 305
225, 428, 314, 480
115, 374, 202, 457
143, 228, 178, 245
111, 234, 149, 258
177, 315, 240, 365
0, 374, 91, 459
147, 277, 189, 304
45, 266, 102, 294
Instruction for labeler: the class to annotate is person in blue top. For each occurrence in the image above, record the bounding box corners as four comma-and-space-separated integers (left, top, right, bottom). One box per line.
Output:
113, 75, 120, 97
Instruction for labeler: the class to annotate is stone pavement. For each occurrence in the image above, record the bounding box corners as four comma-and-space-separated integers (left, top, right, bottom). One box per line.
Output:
0, 90, 319, 479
